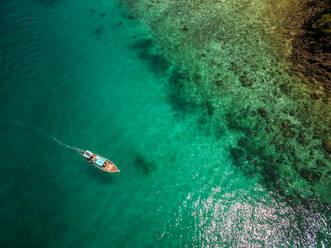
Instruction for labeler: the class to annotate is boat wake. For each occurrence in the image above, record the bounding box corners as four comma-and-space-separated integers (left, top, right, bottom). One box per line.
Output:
53, 137, 84, 154
9, 119, 84, 154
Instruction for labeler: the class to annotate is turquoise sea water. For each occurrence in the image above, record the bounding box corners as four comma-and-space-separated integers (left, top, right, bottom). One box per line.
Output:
0, 0, 329, 247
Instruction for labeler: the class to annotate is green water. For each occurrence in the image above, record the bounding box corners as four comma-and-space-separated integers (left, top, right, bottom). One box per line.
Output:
0, 0, 329, 247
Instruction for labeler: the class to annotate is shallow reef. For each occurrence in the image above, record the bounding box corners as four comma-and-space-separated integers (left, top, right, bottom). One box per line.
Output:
122, 0, 331, 204
291, 0, 331, 94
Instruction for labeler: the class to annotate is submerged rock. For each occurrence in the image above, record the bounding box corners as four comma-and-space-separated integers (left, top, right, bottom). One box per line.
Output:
283, 129, 295, 138
282, 119, 291, 128
230, 147, 245, 162
297, 132, 307, 145
205, 101, 214, 116
239, 74, 253, 87
257, 108, 268, 117
279, 83, 290, 94
300, 168, 322, 183
215, 80, 223, 87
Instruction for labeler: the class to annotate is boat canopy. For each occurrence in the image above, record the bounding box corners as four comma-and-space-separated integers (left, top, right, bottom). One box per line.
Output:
94, 157, 106, 167
83, 151, 92, 159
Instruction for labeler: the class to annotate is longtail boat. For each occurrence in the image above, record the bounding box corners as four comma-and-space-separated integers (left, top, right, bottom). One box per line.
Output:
82, 150, 120, 173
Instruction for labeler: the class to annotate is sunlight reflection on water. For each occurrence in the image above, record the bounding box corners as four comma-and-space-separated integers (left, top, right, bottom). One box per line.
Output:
164, 185, 330, 247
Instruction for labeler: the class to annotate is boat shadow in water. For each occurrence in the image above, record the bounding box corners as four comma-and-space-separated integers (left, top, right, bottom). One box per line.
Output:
133, 155, 156, 175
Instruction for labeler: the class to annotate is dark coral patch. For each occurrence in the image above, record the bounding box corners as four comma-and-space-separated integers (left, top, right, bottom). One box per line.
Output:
205, 101, 214, 116
167, 69, 199, 114
300, 168, 322, 183
131, 39, 169, 75
322, 139, 331, 152
257, 108, 268, 117
230, 147, 246, 163
239, 73, 253, 87
92, 26, 105, 39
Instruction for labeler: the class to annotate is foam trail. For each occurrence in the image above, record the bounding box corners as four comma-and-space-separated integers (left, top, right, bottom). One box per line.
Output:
53, 137, 84, 154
